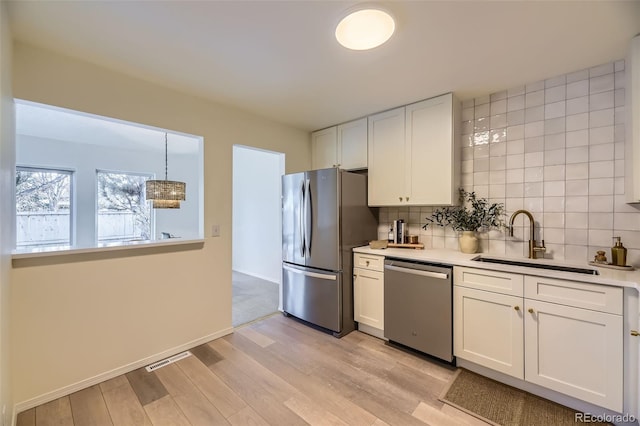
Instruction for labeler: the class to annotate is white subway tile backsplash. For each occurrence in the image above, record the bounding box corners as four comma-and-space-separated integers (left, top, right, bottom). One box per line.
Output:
590, 74, 615, 94
589, 91, 615, 111
566, 146, 589, 164
567, 69, 589, 84
526, 106, 545, 123
589, 143, 614, 161
567, 80, 589, 99
566, 113, 589, 132
507, 125, 525, 141
589, 126, 614, 145
545, 85, 566, 103
566, 96, 589, 115
566, 163, 589, 180
379, 60, 639, 265
544, 149, 565, 166
589, 161, 614, 179
588, 195, 614, 212
544, 134, 565, 150
566, 129, 588, 147
544, 117, 566, 135
590, 63, 614, 78
589, 212, 614, 229
589, 109, 614, 128
525, 90, 545, 108
564, 198, 589, 215
566, 179, 589, 196
506, 168, 524, 183
524, 167, 543, 182
545, 101, 565, 120
491, 100, 507, 115
566, 212, 589, 228
525, 152, 544, 167
525, 121, 545, 138
524, 182, 543, 197
526, 81, 545, 93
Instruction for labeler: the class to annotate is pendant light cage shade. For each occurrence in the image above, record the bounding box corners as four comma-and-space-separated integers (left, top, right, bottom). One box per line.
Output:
152, 199, 181, 209
145, 132, 187, 209
145, 180, 186, 201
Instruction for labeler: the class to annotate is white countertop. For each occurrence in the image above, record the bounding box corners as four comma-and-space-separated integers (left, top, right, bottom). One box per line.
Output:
353, 246, 640, 290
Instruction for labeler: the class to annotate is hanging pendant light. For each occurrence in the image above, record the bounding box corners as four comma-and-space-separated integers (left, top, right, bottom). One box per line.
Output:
145, 133, 186, 209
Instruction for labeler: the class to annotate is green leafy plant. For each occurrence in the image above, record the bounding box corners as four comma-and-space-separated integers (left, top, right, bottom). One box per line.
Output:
423, 188, 505, 232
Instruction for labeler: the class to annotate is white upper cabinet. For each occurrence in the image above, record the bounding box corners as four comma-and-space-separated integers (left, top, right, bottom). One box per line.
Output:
367, 93, 460, 206
311, 126, 337, 170
626, 35, 640, 203
367, 107, 406, 205
311, 118, 367, 170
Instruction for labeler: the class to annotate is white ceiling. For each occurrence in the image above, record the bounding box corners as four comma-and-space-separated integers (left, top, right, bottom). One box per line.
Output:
7, 1, 640, 132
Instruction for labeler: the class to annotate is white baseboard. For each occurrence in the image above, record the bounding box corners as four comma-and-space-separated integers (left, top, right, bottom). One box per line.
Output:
357, 323, 386, 340
12, 327, 233, 418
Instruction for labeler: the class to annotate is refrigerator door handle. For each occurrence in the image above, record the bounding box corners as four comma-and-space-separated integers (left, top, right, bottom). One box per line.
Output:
305, 178, 312, 257
283, 264, 337, 281
299, 180, 305, 258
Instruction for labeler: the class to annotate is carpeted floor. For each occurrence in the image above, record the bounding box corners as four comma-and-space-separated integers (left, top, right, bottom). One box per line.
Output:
440, 369, 611, 426
232, 271, 279, 327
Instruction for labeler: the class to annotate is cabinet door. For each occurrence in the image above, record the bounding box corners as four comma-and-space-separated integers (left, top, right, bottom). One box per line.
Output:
367, 107, 405, 206
406, 93, 457, 205
454, 286, 524, 379
354, 268, 384, 330
524, 299, 623, 412
311, 127, 338, 170
338, 118, 367, 170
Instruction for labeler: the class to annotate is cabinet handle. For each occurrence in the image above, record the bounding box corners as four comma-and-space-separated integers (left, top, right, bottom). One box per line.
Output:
631, 330, 640, 337
514, 306, 520, 311
406, 197, 409, 202
366, 260, 370, 266
399, 197, 402, 202
528, 308, 535, 314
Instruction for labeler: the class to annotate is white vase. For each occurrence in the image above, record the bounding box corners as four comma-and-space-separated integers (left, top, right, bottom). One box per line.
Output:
459, 231, 479, 254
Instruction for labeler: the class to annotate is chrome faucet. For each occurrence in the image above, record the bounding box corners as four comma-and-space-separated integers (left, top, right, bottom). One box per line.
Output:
508, 209, 546, 259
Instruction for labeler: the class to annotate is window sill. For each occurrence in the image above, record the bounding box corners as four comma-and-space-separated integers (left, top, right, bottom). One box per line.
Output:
12, 238, 205, 261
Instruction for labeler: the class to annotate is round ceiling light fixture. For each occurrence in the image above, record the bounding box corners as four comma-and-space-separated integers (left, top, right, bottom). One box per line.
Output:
335, 8, 395, 51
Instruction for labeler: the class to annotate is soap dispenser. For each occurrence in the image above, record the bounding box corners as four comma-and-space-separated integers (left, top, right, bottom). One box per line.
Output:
611, 236, 627, 267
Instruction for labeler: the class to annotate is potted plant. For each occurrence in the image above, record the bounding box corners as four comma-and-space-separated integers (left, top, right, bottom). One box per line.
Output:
423, 188, 505, 253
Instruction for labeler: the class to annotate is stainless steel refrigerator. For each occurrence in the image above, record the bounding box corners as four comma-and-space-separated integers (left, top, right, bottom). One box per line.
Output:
282, 168, 378, 337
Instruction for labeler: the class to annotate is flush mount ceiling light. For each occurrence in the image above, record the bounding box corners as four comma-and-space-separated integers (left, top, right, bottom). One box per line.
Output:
335, 8, 395, 50
145, 132, 186, 209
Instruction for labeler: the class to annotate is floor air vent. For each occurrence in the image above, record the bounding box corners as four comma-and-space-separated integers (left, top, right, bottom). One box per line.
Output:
145, 350, 192, 372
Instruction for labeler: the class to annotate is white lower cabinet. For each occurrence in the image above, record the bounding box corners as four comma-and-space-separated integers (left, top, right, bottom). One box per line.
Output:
353, 253, 384, 337
524, 298, 623, 412
454, 286, 524, 379
454, 266, 624, 412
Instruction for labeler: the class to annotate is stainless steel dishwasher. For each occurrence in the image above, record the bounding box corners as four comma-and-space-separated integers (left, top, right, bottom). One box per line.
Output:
384, 258, 454, 363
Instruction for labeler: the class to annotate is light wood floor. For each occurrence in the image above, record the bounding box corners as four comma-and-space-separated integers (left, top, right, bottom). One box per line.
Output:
17, 314, 489, 426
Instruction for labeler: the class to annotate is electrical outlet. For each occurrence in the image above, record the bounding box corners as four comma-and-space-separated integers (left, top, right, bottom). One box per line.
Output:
211, 224, 220, 237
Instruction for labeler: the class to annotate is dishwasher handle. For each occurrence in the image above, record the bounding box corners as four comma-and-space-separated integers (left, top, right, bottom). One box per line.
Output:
384, 264, 449, 280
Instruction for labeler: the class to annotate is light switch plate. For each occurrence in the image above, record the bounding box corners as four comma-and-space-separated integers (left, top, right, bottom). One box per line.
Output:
211, 225, 220, 237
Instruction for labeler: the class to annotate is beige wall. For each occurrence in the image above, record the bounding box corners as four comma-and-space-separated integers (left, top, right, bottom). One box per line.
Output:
0, 2, 15, 422
10, 42, 310, 409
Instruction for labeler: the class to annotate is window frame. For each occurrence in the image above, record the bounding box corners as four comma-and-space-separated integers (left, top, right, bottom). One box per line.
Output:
15, 165, 76, 248
95, 168, 155, 244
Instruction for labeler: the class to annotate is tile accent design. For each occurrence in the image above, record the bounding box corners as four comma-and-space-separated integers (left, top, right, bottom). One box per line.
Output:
378, 60, 640, 266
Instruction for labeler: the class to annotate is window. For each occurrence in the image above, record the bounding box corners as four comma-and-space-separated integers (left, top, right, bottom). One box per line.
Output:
16, 167, 73, 247
97, 171, 152, 242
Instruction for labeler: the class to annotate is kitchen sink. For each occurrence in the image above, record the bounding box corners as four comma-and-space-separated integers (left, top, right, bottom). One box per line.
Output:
471, 256, 599, 275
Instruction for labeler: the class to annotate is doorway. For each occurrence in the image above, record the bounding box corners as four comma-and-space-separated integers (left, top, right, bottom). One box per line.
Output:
232, 145, 284, 327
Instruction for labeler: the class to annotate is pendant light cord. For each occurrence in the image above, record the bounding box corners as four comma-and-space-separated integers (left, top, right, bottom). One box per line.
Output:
164, 132, 168, 180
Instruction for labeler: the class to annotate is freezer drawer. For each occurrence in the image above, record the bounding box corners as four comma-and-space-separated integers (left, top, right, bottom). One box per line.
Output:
283, 263, 342, 332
